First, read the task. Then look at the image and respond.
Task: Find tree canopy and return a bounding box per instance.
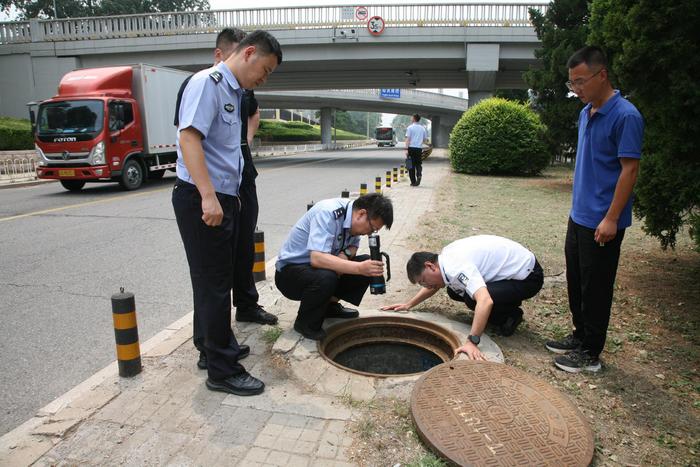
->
[1,0,209,19]
[524,0,590,158]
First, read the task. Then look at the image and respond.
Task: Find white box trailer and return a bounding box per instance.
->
[131,64,191,155]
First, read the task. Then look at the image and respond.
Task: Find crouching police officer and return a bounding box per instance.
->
[382,235,543,360]
[275,193,394,341]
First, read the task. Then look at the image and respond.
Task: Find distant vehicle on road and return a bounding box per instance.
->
[30,64,190,191]
[375,126,396,147]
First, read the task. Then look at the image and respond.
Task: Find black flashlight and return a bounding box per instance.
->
[368,233,391,294]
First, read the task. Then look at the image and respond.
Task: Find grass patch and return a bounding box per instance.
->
[261,326,283,344]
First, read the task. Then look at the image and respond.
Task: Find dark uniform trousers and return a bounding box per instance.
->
[232,143,260,311]
[407,147,423,185]
[447,260,544,325]
[275,255,372,330]
[565,217,625,357]
[172,179,246,380]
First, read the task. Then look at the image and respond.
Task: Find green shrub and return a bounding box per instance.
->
[0,117,34,150]
[284,121,314,130]
[449,98,549,176]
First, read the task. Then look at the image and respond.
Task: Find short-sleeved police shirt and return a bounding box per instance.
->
[571,91,644,229]
[175,62,244,196]
[438,235,536,300]
[406,123,427,148]
[276,199,361,270]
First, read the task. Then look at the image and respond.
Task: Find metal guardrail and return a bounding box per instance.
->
[0,157,38,182]
[0,3,548,44]
[253,140,371,157]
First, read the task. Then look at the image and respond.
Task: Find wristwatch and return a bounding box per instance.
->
[467,334,480,346]
[343,247,354,257]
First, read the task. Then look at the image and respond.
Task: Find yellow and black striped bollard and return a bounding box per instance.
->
[375,177,382,194]
[111,288,142,377]
[360,183,367,196]
[341,188,350,198]
[253,229,266,282]
[400,165,406,179]
[392,167,398,183]
[385,170,392,188]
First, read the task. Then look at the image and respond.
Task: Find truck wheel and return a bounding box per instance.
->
[119,159,143,190]
[60,180,86,191]
[149,169,165,180]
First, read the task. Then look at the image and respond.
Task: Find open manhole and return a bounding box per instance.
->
[318,316,461,377]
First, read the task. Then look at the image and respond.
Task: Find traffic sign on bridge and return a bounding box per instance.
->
[355,6,369,21]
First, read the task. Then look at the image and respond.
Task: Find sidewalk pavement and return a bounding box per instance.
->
[0,151,481,466]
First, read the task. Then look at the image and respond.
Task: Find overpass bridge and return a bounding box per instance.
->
[0,3,546,146]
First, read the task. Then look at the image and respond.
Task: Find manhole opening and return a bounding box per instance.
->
[318,316,460,377]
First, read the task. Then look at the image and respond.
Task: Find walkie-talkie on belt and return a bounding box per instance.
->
[368,233,391,294]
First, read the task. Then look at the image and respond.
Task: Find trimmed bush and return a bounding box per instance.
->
[0,117,34,150]
[449,98,549,176]
[256,119,366,142]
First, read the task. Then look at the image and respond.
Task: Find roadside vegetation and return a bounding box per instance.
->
[257,119,367,143]
[348,165,698,466]
[0,117,33,150]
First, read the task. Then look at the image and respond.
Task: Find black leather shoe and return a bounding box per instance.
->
[205,372,265,396]
[236,305,278,325]
[499,309,524,337]
[197,345,250,370]
[293,321,327,341]
[325,302,359,319]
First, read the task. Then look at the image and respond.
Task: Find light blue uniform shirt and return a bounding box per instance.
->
[276,199,361,271]
[571,91,644,229]
[176,62,244,196]
[406,123,427,148]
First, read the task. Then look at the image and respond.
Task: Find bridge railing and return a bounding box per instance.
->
[1,3,547,44]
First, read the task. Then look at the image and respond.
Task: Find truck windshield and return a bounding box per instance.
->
[37,100,103,135]
[375,127,394,140]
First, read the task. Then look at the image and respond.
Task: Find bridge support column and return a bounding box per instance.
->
[430,115,458,149]
[468,91,493,108]
[321,107,333,147]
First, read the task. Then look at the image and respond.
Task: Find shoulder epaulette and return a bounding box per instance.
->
[209,71,223,83]
[333,207,346,219]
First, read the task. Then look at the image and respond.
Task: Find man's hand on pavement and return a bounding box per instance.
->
[454,341,486,361]
[201,194,223,226]
[380,303,410,312]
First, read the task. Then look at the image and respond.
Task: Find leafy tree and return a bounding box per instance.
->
[1,0,209,19]
[524,0,590,159]
[588,0,700,248]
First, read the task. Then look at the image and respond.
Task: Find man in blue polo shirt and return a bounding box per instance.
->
[545,46,644,373]
[172,31,282,396]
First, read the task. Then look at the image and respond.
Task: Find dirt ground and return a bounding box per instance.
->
[347,165,699,467]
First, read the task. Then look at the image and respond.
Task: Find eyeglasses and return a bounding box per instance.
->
[368,217,379,233]
[565,68,604,91]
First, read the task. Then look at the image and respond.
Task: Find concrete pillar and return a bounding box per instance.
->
[321,107,333,146]
[430,116,441,148]
[468,91,494,108]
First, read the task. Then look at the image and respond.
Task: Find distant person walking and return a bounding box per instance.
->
[404,114,428,186]
[545,45,644,374]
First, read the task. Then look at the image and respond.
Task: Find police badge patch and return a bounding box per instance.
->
[224,103,235,112]
[457,273,469,286]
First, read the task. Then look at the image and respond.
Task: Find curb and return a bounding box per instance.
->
[0,179,56,190]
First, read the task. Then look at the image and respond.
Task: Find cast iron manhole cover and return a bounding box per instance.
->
[411,361,594,466]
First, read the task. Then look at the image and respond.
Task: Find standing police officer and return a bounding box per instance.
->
[404,114,428,186]
[172,31,282,396]
[275,193,393,341]
[174,28,278,374]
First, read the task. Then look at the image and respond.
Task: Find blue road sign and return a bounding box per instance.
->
[380,88,401,99]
